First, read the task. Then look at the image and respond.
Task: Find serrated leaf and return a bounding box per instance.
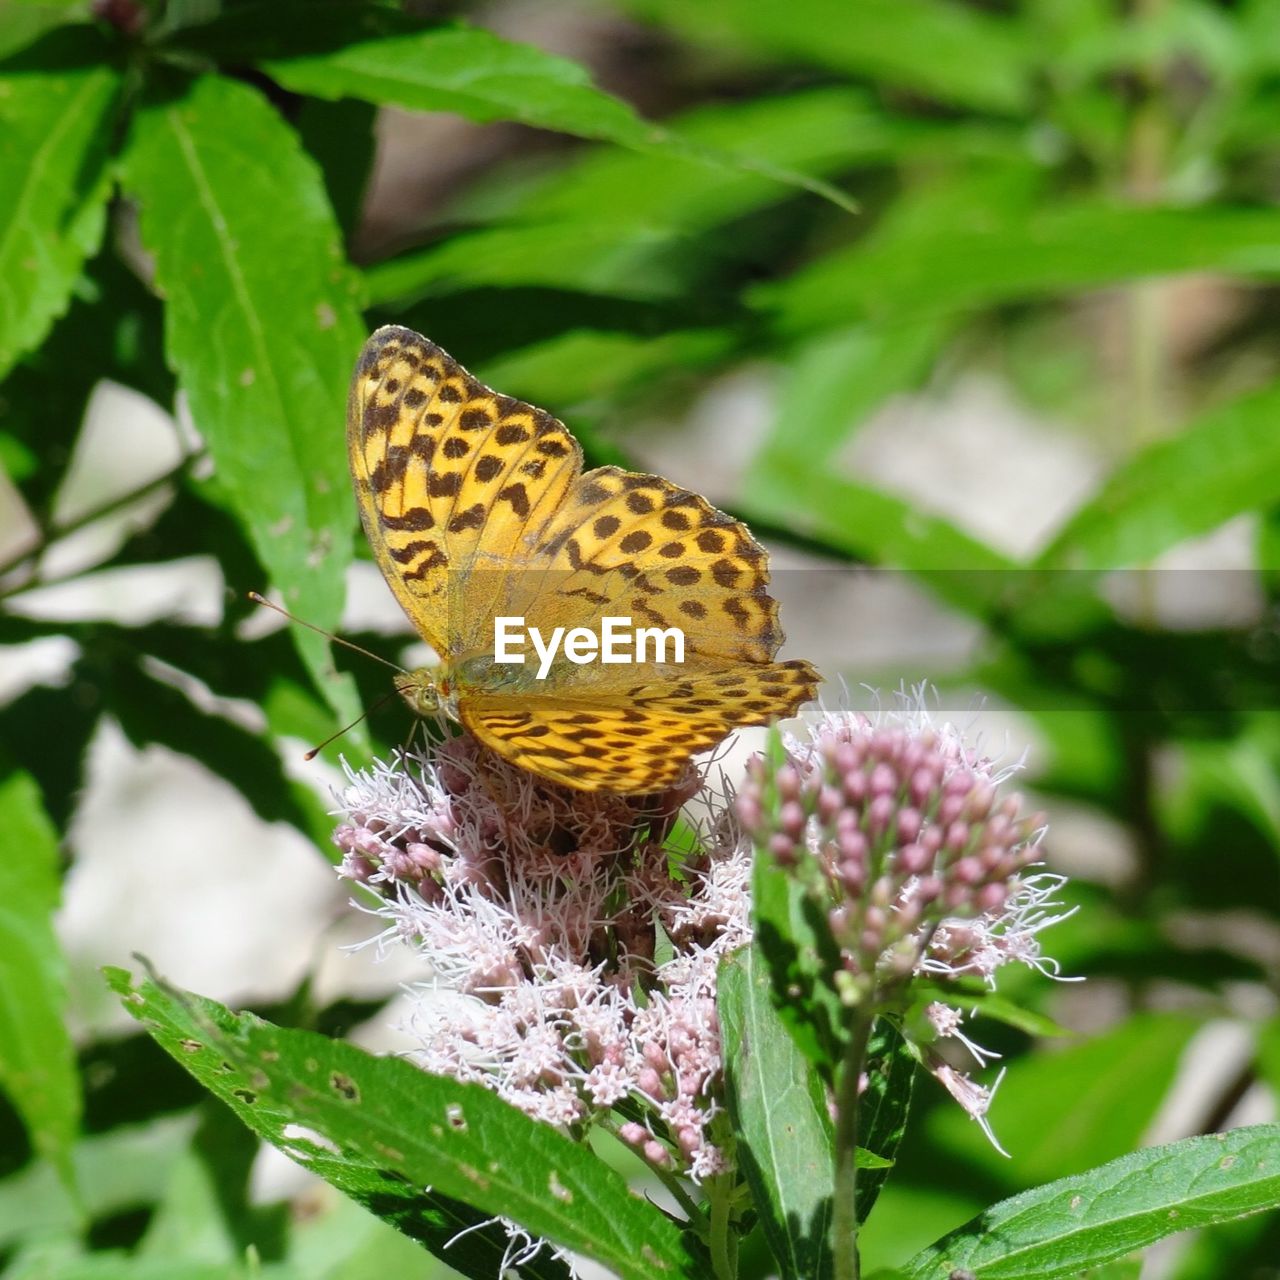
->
[1037,376,1280,570]
[121,74,365,725]
[0,31,120,379]
[903,1125,1280,1280]
[0,768,80,1196]
[106,967,700,1280]
[719,946,834,1280]
[265,22,665,143]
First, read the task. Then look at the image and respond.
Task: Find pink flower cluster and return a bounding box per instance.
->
[738,707,1048,996]
[332,735,745,1181]
[332,695,1072,1165]
[736,700,1072,1145]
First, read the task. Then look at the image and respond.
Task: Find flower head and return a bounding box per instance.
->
[332,733,743,1179]
[735,691,1072,1146]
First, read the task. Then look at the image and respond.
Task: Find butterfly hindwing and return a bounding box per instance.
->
[461,660,819,792]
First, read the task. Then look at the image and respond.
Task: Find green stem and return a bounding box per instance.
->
[598,1120,704,1224]
[706,1174,735,1280]
[832,1010,875,1280]
[1123,0,1171,627]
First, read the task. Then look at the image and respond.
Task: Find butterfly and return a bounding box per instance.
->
[347,324,818,792]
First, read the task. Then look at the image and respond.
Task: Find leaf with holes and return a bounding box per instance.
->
[105,966,702,1280]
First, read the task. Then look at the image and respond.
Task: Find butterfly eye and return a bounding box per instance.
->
[396,671,440,718]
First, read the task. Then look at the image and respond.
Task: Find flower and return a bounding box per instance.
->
[735,690,1073,1147]
[332,733,743,1180]
[332,689,1072,1170]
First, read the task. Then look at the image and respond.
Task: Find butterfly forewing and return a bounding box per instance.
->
[347,326,580,653]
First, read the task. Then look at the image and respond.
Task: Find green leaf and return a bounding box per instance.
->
[855,1022,915,1222]
[1037,376,1280,569]
[263,22,850,211]
[759,202,1280,335]
[106,966,700,1280]
[903,1125,1280,1280]
[750,813,845,1078]
[365,86,954,309]
[0,2,91,59]
[617,0,1034,113]
[0,32,120,379]
[121,74,365,724]
[0,768,80,1196]
[719,946,834,1280]
[265,22,666,142]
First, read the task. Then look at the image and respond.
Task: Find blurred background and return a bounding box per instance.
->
[1,0,1278,1276]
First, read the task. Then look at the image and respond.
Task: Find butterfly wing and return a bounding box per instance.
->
[347,325,582,655]
[461,659,818,792]
[520,466,784,664]
[349,324,820,791]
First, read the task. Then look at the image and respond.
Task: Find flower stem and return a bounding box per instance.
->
[706,1174,736,1280]
[832,1010,875,1280]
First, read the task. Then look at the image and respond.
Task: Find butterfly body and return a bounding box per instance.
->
[350,325,818,793]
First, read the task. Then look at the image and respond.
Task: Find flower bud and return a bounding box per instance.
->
[896,807,922,843]
[779,800,807,839]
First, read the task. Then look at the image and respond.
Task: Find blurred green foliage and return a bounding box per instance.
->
[0,0,1278,1277]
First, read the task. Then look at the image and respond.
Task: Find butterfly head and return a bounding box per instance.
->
[395,668,446,718]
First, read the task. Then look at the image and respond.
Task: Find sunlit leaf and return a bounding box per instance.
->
[122,74,365,724]
[904,1125,1280,1279]
[720,946,835,1280]
[263,22,852,210]
[0,30,120,378]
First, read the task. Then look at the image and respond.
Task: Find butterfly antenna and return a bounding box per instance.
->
[304,688,401,761]
[246,591,404,673]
